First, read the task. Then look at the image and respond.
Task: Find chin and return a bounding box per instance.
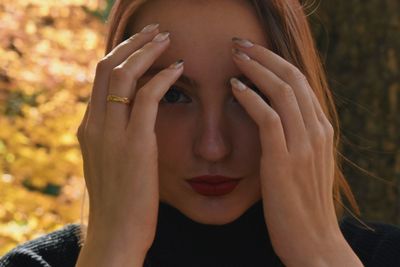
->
[159,176,262,225]
[163,192,262,226]
[187,206,247,225]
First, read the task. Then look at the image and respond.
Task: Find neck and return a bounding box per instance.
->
[145,199,284,266]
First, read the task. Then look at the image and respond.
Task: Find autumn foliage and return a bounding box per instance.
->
[0,0,107,255]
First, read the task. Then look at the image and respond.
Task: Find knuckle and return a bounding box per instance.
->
[77,122,89,140]
[76,125,84,140]
[276,83,294,100]
[285,66,305,81]
[111,66,131,81]
[309,127,325,147]
[324,120,335,139]
[96,57,112,73]
[261,111,281,128]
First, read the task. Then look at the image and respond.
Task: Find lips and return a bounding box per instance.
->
[186,175,242,196]
[187,175,241,184]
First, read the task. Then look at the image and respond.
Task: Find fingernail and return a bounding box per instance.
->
[230,77,247,91]
[232,37,254,48]
[169,59,184,69]
[232,48,251,61]
[141,23,159,33]
[152,32,170,42]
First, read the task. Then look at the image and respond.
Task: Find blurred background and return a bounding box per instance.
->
[0,0,399,256]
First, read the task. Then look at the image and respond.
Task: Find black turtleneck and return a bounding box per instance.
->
[146,199,284,266]
[1,200,400,267]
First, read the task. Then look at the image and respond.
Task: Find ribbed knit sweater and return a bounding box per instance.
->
[1,200,400,267]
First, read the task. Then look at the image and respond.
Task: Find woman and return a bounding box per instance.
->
[1,0,400,266]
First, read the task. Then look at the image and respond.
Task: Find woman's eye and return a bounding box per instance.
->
[161,86,191,104]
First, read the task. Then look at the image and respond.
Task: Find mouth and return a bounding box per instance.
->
[186,175,242,196]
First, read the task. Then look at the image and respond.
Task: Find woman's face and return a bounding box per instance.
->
[128,0,268,225]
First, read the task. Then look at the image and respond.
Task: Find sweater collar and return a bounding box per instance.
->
[146,199,284,266]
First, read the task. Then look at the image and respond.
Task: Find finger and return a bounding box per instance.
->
[230,77,288,155]
[76,102,90,160]
[232,40,319,130]
[232,48,307,150]
[77,101,90,138]
[308,85,330,126]
[87,23,160,132]
[76,101,92,189]
[105,31,171,134]
[309,87,335,165]
[127,60,184,138]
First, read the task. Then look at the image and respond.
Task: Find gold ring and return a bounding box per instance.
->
[106,94,131,105]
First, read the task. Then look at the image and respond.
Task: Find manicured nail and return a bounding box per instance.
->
[230,77,247,91]
[232,48,251,61]
[141,23,159,33]
[232,37,254,48]
[152,31,170,42]
[169,59,184,69]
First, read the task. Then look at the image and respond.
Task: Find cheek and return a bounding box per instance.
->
[228,101,262,152]
[155,108,194,163]
[232,116,262,167]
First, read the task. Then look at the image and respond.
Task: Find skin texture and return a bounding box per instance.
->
[76,0,364,266]
[129,0,268,225]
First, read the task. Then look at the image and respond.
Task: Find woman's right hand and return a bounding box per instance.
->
[75,23,184,266]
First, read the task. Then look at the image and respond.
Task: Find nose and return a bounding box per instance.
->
[193,113,232,163]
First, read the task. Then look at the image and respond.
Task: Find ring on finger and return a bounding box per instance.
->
[106,94,132,105]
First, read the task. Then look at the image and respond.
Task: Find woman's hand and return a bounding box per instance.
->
[75,24,184,267]
[230,38,363,267]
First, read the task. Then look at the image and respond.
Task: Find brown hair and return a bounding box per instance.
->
[81,0,367,232]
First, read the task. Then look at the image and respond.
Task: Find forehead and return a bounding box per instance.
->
[127,0,268,86]
[128,0,267,44]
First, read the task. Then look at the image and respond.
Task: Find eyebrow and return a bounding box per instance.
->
[142,67,253,88]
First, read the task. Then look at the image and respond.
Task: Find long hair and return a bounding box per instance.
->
[80,0,367,237]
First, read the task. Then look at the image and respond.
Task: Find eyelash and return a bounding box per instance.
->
[161,85,191,104]
[160,83,265,104]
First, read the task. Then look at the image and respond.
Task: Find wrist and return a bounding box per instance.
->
[76,222,150,267]
[281,234,364,267]
[85,218,153,254]
[77,236,148,267]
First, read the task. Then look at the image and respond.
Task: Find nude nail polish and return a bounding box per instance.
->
[230,77,247,91]
[152,32,170,42]
[169,59,184,69]
[232,48,251,61]
[232,37,254,48]
[141,23,159,33]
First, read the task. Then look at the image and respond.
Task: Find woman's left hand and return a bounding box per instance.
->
[230,37,363,267]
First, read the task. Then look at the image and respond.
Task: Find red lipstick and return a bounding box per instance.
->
[186,175,242,196]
